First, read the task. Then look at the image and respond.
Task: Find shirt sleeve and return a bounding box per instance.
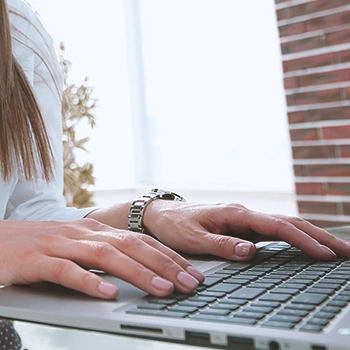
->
[6,0,98,221]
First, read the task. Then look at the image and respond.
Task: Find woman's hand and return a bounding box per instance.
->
[142,201,350,261]
[0,219,204,299]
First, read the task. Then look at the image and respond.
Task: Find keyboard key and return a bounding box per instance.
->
[300,324,323,333]
[147,298,177,306]
[209,284,241,293]
[259,278,284,285]
[259,294,292,303]
[268,315,301,324]
[277,309,309,317]
[306,318,329,327]
[210,303,240,311]
[320,305,341,314]
[249,282,276,289]
[292,293,327,306]
[188,296,217,303]
[326,300,348,308]
[270,288,299,296]
[223,278,251,285]
[260,321,295,329]
[242,306,274,314]
[233,311,266,320]
[284,303,315,312]
[219,298,247,306]
[168,306,198,314]
[178,301,208,308]
[279,283,308,290]
[251,301,280,309]
[307,288,335,296]
[198,309,230,316]
[288,279,314,286]
[202,277,224,287]
[198,291,226,298]
[313,311,335,320]
[228,288,266,300]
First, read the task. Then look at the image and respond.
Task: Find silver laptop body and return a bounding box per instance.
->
[0,227,349,350]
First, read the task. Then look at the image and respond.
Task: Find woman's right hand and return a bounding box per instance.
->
[0,219,205,299]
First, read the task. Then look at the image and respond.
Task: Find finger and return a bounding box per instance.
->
[36,256,119,299]
[74,227,204,290]
[138,234,206,283]
[197,230,256,261]
[274,215,350,257]
[53,237,199,295]
[58,219,204,283]
[246,211,339,260]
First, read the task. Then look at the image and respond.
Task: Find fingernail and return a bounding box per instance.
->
[235,242,253,257]
[319,245,337,258]
[177,271,199,289]
[151,276,174,292]
[98,281,119,297]
[186,266,205,281]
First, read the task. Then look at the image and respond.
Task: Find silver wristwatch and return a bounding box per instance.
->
[128,188,186,233]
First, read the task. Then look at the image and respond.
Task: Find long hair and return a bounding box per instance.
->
[0,0,53,182]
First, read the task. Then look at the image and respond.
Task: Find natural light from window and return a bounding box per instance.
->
[26,0,294,200]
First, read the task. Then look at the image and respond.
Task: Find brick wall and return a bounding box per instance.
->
[275,0,350,228]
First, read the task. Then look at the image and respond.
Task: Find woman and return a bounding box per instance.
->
[0,0,349,302]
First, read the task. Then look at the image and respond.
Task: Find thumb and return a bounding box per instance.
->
[203,234,256,261]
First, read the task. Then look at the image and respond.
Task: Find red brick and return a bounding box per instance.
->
[278,10,350,37]
[292,145,336,159]
[278,21,307,37]
[304,106,350,123]
[294,165,307,177]
[326,27,350,47]
[277,7,293,21]
[281,36,322,55]
[284,76,299,89]
[282,27,350,55]
[306,164,350,177]
[283,53,335,73]
[287,88,342,106]
[295,182,325,195]
[343,202,350,215]
[298,200,338,215]
[327,182,350,195]
[339,49,350,63]
[288,111,305,124]
[293,0,344,17]
[338,145,350,157]
[290,128,318,142]
[322,125,350,140]
[299,69,350,87]
[306,11,350,32]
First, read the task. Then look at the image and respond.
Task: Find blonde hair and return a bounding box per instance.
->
[0,0,53,181]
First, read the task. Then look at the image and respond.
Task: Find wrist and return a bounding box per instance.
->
[127,189,186,234]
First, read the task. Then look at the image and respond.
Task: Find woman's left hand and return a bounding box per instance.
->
[141,201,350,261]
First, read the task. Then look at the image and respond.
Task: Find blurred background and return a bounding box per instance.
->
[26,0,350,227]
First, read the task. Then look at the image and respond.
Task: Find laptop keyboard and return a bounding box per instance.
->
[126,242,350,333]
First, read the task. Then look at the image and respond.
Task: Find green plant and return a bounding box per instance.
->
[60,43,97,208]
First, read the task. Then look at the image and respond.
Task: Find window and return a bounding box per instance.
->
[27,0,294,196]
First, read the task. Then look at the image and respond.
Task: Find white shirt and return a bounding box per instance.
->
[3,0,94,220]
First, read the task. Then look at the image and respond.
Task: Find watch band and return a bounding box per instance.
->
[128,188,186,233]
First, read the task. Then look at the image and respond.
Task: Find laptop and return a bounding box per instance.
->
[0,226,349,350]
